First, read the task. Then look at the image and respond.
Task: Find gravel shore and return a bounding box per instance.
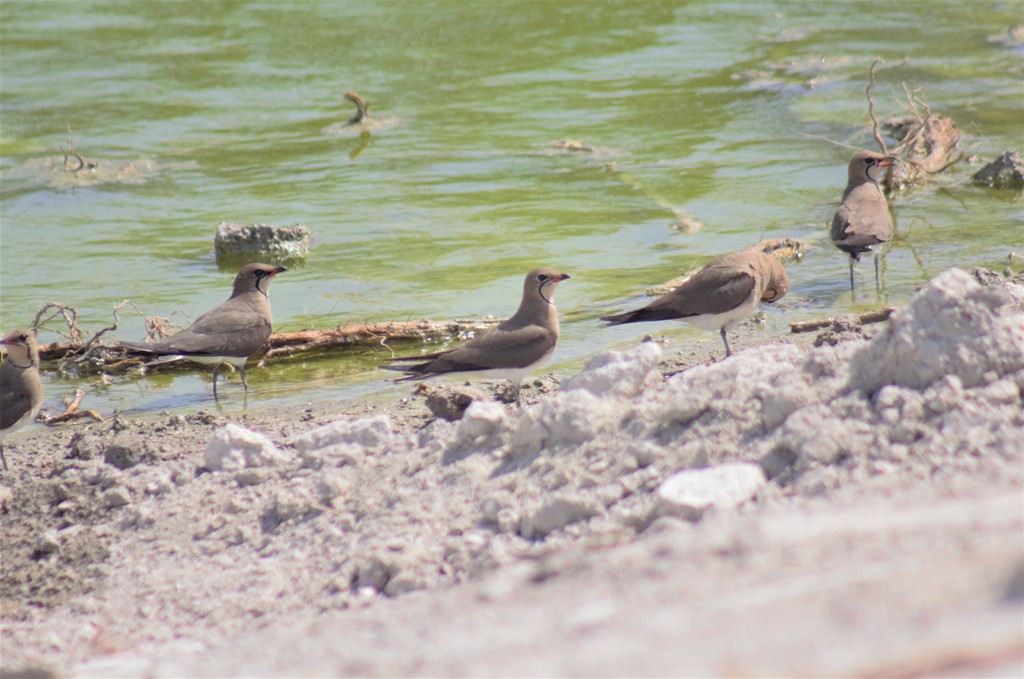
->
[1,267,1022,677]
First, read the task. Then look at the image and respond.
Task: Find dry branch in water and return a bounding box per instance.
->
[866,59,888,154]
[51,126,97,174]
[263,319,501,359]
[806,61,963,191]
[34,300,503,376]
[790,307,895,334]
[344,91,369,125]
[39,389,104,425]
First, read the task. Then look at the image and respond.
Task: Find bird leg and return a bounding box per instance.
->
[874,252,882,290]
[0,445,7,471]
[849,257,856,291]
[240,364,249,392]
[212,364,221,400]
[720,328,733,358]
[511,379,523,406]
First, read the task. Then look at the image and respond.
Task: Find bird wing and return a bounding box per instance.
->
[0,368,34,431]
[831,185,893,248]
[602,265,757,325]
[383,324,555,376]
[126,298,272,358]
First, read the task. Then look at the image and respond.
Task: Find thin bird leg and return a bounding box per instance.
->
[874,252,881,290]
[0,444,7,471]
[720,328,732,358]
[240,364,249,392]
[212,364,221,400]
[849,257,856,291]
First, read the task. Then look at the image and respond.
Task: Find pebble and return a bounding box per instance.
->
[101,486,132,508]
[205,424,285,471]
[35,530,61,554]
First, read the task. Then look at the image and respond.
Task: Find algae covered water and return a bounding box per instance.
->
[1,1,1021,416]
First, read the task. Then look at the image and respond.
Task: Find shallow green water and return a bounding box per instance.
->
[1,1,1021,417]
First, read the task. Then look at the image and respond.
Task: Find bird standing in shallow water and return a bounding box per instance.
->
[0,329,44,470]
[601,249,789,359]
[831,151,896,290]
[383,268,570,403]
[119,263,286,398]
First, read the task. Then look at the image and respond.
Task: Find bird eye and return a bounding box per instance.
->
[537,273,549,282]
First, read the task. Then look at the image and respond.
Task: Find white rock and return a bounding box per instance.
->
[205,424,285,471]
[292,415,393,453]
[850,268,1024,392]
[443,402,513,462]
[509,390,622,459]
[316,470,350,504]
[641,344,802,429]
[656,463,766,521]
[561,342,663,399]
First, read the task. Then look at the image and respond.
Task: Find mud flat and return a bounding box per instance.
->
[1,268,1022,677]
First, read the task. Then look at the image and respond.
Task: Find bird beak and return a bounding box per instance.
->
[879,156,896,167]
[270,266,287,276]
[556,273,571,282]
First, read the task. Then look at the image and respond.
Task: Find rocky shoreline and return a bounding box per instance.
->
[1,267,1022,677]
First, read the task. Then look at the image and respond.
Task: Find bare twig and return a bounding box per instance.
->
[67,299,140,364]
[866,59,888,154]
[33,302,83,344]
[39,389,105,425]
[798,133,874,155]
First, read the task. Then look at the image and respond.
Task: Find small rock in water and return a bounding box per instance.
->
[971,151,1024,189]
[656,463,766,521]
[214,222,312,261]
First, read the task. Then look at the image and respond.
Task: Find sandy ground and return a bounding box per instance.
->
[1,268,1022,678]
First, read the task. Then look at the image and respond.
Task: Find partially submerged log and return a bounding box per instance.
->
[37,318,502,376]
[790,307,895,334]
[263,319,500,359]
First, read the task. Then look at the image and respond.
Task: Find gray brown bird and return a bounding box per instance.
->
[383,268,570,402]
[120,263,286,398]
[601,250,789,358]
[1,329,45,470]
[831,151,896,289]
